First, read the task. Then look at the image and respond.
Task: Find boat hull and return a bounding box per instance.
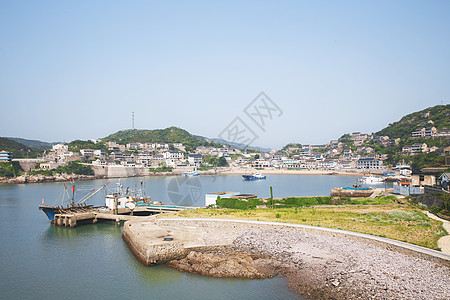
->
[242,175,266,180]
[38,205,60,222]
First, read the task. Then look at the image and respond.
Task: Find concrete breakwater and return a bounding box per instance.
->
[122,218,450,299]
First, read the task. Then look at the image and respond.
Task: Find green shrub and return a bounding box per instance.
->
[430,206,442,213]
[0,161,23,178]
[28,169,54,176]
[55,161,94,175]
[149,166,173,172]
[216,198,264,210]
[387,210,428,221]
[281,197,333,207]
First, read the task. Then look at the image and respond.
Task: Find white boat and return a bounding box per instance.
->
[104,181,150,210]
[242,173,266,180]
[358,175,385,184]
[182,170,198,176]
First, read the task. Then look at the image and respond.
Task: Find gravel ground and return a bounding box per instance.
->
[233,228,450,299]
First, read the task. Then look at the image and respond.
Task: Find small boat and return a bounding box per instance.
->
[39,181,110,222]
[182,170,199,176]
[358,175,385,184]
[242,173,266,180]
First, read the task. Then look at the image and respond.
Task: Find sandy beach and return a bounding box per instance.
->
[218,167,376,176]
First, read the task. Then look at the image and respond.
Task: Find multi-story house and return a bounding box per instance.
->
[163,151,184,160]
[357,158,384,169]
[80,149,94,157]
[188,154,203,166]
[402,143,428,154]
[0,151,12,161]
[411,127,437,138]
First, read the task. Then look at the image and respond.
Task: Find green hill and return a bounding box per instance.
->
[376,104,450,139]
[0,137,42,158]
[5,137,55,150]
[102,127,220,152]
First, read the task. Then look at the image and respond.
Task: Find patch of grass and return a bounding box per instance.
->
[165,204,447,250]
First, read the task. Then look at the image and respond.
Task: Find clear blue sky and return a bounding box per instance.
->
[1,1,449,149]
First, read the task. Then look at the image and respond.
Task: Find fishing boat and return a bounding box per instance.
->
[104,180,151,210]
[357,175,385,184]
[242,173,266,180]
[39,181,110,222]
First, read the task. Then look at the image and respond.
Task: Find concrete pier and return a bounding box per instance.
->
[51,205,191,228]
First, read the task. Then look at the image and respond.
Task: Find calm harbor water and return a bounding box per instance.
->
[0,174,380,299]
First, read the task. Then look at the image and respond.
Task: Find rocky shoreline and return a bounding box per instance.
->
[167,249,285,279]
[134,219,450,300]
[164,229,450,299]
[0,173,101,184]
[232,228,450,299]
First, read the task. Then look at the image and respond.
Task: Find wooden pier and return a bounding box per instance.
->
[53,205,191,228]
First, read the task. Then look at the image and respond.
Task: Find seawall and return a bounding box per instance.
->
[122,218,450,268]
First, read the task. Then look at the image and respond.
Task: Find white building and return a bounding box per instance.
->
[0,151,13,161]
[80,149,94,156]
[188,154,203,166]
[52,143,68,151]
[163,151,184,160]
[357,158,384,170]
[93,149,106,156]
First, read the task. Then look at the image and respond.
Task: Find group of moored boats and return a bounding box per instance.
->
[39,180,166,223]
[357,175,386,184]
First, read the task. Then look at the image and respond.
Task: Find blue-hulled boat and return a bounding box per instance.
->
[242,173,266,180]
[39,181,110,223]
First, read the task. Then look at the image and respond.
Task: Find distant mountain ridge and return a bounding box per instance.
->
[5,137,56,150]
[0,137,41,158]
[209,137,272,152]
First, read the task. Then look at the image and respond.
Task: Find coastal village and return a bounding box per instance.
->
[2,2,450,299]
[1,106,449,193]
[30,128,450,173]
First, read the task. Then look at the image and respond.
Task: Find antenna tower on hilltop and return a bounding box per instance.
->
[132,112,135,130]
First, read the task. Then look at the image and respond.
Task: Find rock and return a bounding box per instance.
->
[331,280,340,287]
[167,250,269,279]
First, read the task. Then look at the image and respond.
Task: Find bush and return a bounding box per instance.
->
[54,162,94,175]
[149,166,173,172]
[280,197,333,207]
[28,169,54,176]
[387,210,428,221]
[430,206,442,213]
[216,198,264,210]
[0,161,23,178]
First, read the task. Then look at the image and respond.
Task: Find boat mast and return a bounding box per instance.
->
[77,181,110,206]
[64,183,73,207]
[71,180,75,207]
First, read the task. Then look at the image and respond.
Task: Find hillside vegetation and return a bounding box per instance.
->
[103,127,220,152]
[376,104,449,139]
[28,161,94,176]
[5,137,54,150]
[0,161,23,178]
[0,137,41,158]
[68,140,107,152]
